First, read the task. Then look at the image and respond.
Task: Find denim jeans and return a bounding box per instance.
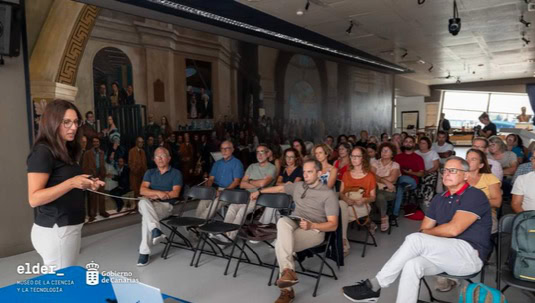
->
[393,175,417,216]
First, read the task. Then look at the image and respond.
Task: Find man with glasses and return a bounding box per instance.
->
[342,156,492,303]
[195,140,244,219]
[249,159,338,303]
[212,144,276,244]
[472,137,503,181]
[137,147,183,266]
[511,156,535,213]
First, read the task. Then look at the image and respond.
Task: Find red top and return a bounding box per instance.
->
[334,159,349,181]
[394,152,425,184]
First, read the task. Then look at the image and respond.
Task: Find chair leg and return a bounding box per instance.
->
[233,239,247,278]
[268,257,278,286]
[422,277,449,303]
[194,233,209,268]
[312,251,329,297]
[224,238,239,276]
[160,228,176,259]
[190,232,204,267]
[501,285,509,293]
[361,228,369,258]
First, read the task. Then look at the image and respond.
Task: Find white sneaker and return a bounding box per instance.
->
[249,240,260,244]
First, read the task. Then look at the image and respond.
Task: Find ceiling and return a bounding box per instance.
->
[237,0,535,85]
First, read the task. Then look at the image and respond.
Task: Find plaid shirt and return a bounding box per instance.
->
[512,162,534,185]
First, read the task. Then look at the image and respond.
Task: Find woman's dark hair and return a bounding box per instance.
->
[366,143,379,159]
[337,142,352,156]
[381,132,389,140]
[292,139,308,157]
[378,142,397,158]
[466,148,491,174]
[349,146,371,174]
[33,99,82,165]
[419,136,432,150]
[337,134,347,145]
[506,134,524,148]
[281,147,302,168]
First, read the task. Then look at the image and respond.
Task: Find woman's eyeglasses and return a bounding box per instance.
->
[62,119,81,128]
[350,155,363,159]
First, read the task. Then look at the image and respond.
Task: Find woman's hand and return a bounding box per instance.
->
[70,175,97,190]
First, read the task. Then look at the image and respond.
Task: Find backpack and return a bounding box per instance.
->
[458,283,507,303]
[509,210,535,282]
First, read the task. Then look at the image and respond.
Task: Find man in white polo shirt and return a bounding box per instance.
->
[511,155,535,212]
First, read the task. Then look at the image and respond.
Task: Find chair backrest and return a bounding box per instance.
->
[186,186,217,201]
[499,214,515,234]
[219,189,250,205]
[256,193,292,209]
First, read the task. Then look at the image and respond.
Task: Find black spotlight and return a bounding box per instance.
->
[448,0,461,36]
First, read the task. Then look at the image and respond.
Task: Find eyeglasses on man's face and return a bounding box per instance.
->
[441,167,466,175]
[256,150,268,155]
[154,155,168,160]
[62,119,81,128]
[221,147,233,151]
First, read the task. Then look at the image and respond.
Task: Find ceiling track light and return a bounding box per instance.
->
[346,20,354,34]
[401,49,408,59]
[523,37,531,45]
[520,15,531,27]
[428,64,434,72]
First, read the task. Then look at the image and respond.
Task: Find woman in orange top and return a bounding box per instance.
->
[339,146,377,256]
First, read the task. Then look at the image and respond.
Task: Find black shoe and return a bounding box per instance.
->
[152,228,166,245]
[342,279,380,302]
[137,254,149,266]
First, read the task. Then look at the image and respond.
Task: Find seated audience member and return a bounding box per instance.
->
[512,155,535,212]
[368,136,379,145]
[334,143,351,182]
[488,136,518,196]
[249,159,338,303]
[195,140,244,219]
[372,143,400,232]
[104,151,118,194]
[506,134,526,164]
[342,157,492,303]
[324,135,335,150]
[137,147,183,266]
[478,112,497,138]
[392,136,425,217]
[212,144,276,244]
[144,114,160,140]
[339,146,377,255]
[381,133,389,143]
[465,149,502,234]
[129,137,148,202]
[415,137,440,207]
[366,143,379,166]
[355,130,369,147]
[292,139,309,161]
[432,131,454,166]
[276,148,303,185]
[325,136,338,162]
[337,134,348,146]
[400,132,408,141]
[472,137,503,181]
[314,144,338,189]
[110,157,130,212]
[348,135,358,146]
[391,133,402,154]
[83,137,109,221]
[512,157,534,185]
[268,144,282,178]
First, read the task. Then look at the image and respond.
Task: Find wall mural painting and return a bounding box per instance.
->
[186,59,213,120]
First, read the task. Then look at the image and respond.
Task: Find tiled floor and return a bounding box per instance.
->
[0,211,532,303]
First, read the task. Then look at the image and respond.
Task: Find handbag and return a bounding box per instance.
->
[345,188,371,225]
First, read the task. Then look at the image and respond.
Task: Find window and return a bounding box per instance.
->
[442,91,533,130]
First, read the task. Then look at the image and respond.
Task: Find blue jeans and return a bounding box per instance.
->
[393,175,417,216]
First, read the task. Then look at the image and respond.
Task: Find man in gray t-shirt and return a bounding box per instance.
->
[213,144,276,242]
[250,159,339,303]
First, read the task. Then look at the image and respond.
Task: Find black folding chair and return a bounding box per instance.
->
[232,193,293,277]
[159,186,217,259]
[497,213,535,294]
[348,216,377,258]
[419,268,486,303]
[268,212,342,297]
[190,189,251,275]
